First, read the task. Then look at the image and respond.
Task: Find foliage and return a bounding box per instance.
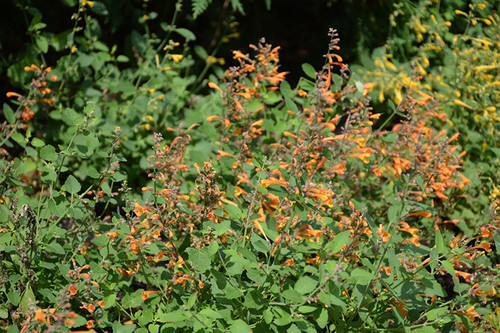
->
[1,0,499,332]
[355,0,500,233]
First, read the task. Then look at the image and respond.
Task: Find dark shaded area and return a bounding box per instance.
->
[0,0,394,94]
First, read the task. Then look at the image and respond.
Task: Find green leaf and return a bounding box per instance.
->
[186,293,197,309]
[116,55,129,62]
[273,307,292,326]
[192,0,213,18]
[40,145,58,161]
[243,289,265,310]
[302,63,316,79]
[325,230,352,254]
[46,242,65,255]
[382,132,398,143]
[251,233,270,253]
[263,309,273,324]
[441,260,456,277]
[36,35,49,53]
[225,204,242,220]
[295,276,317,294]
[282,288,303,303]
[175,28,196,41]
[157,310,187,322]
[62,107,84,126]
[74,131,99,158]
[63,175,81,195]
[355,81,364,97]
[435,229,445,253]
[77,53,94,67]
[230,319,252,333]
[0,305,8,319]
[267,184,288,197]
[186,248,211,273]
[298,305,317,314]
[351,268,376,285]
[198,308,222,319]
[3,104,16,124]
[315,308,328,329]
[111,170,127,182]
[90,1,109,15]
[31,138,45,147]
[19,283,35,311]
[214,219,231,236]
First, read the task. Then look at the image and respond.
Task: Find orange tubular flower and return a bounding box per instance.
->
[345,148,376,164]
[133,202,152,217]
[6,91,22,98]
[377,224,391,243]
[260,178,289,188]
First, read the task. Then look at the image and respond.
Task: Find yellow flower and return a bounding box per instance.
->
[71,45,78,53]
[206,56,217,64]
[454,99,473,109]
[81,0,94,8]
[170,54,183,62]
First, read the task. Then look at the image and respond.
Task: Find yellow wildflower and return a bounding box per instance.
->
[170,54,183,62]
[81,0,94,7]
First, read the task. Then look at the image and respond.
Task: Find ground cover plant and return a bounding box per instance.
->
[1,0,499,332]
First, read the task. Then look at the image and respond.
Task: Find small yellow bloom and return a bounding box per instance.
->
[71,45,78,53]
[206,56,217,64]
[170,54,183,62]
[454,9,468,17]
[454,99,473,109]
[479,18,492,25]
[81,0,94,8]
[384,60,397,71]
[378,90,385,103]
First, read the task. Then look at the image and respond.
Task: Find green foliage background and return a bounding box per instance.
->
[0,0,499,332]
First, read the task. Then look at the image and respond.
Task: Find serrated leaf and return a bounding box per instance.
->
[192,0,213,19]
[40,145,58,161]
[441,260,456,277]
[225,204,242,220]
[19,283,35,311]
[31,137,45,147]
[251,233,270,253]
[186,248,211,273]
[230,319,252,333]
[325,230,352,254]
[351,268,376,285]
[63,175,81,195]
[46,242,65,255]
[295,276,317,294]
[282,288,303,303]
[157,310,186,322]
[62,107,84,126]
